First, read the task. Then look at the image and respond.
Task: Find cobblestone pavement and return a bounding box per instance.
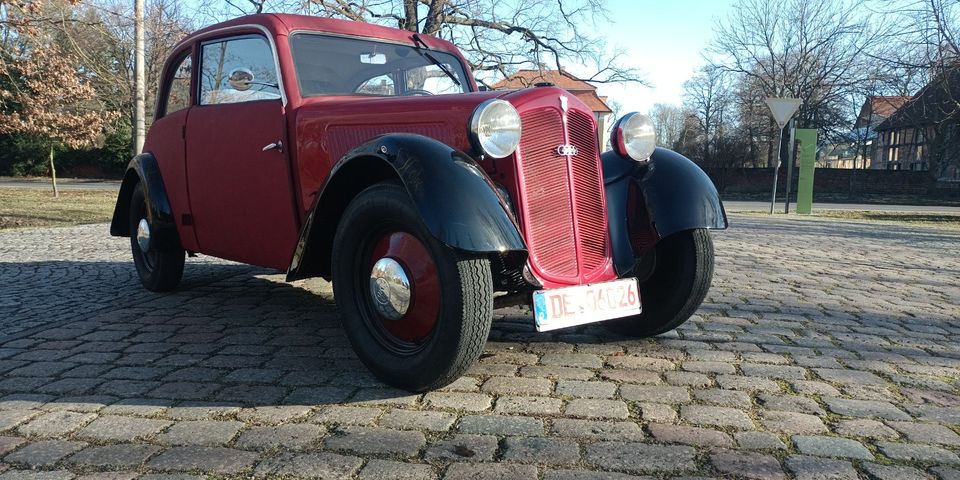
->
[0,216,958,479]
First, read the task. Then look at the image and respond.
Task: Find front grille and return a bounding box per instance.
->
[515,106,608,284]
[516,109,578,278]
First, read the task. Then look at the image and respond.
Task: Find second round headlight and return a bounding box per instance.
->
[469,99,522,159]
[611,112,657,162]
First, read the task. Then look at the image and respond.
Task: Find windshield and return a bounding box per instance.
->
[290,33,472,97]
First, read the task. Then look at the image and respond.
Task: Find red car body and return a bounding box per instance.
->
[111,13,727,391]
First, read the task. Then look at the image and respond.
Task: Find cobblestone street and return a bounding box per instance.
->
[0,215,958,479]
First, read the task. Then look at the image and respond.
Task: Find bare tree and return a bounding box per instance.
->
[709,0,888,152]
[195,0,645,87]
[648,103,685,150]
[730,74,774,167]
[879,0,958,75]
[605,97,622,133]
[38,0,195,152]
[683,65,734,167]
[875,0,960,182]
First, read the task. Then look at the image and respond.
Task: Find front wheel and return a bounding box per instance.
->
[607,228,714,337]
[331,182,493,392]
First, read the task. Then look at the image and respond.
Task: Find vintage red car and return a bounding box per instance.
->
[111,13,727,391]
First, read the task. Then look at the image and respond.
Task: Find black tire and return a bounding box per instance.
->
[331,182,493,392]
[129,183,184,292]
[608,228,714,337]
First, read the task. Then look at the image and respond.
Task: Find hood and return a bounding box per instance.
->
[291,86,597,192]
[295,85,593,155]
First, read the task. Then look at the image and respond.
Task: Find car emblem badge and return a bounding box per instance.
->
[559,95,568,112]
[556,144,578,156]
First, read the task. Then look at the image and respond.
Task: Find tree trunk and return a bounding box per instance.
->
[766,124,775,168]
[847,163,856,200]
[49,145,59,198]
[847,143,857,199]
[402,0,419,31]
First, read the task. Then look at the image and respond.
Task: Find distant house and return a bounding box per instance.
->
[828,96,911,169]
[804,96,909,170]
[873,69,960,181]
[818,142,864,169]
[855,96,912,130]
[492,70,613,150]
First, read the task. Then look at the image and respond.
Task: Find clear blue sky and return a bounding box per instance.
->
[589,0,739,116]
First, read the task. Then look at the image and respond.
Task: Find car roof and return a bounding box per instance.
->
[185,13,460,54]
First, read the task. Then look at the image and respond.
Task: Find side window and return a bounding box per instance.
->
[199,36,281,105]
[164,54,192,115]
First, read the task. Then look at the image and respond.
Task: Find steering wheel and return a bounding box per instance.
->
[404,89,434,96]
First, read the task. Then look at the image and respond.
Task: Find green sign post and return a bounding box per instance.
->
[795,128,818,215]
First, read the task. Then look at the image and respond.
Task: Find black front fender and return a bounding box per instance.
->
[603,147,728,275]
[287,133,526,281]
[109,153,181,252]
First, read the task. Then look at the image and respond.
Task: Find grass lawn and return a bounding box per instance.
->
[2,186,958,232]
[739,209,960,229]
[0,188,116,230]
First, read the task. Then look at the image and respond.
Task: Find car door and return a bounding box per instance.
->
[145,49,200,253]
[185,33,299,270]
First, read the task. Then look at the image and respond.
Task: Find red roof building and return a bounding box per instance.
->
[854,96,911,129]
[493,70,614,149]
[872,69,960,179]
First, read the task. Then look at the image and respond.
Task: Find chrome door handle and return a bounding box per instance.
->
[262,141,283,153]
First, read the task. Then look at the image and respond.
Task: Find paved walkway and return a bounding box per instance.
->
[0,216,958,479]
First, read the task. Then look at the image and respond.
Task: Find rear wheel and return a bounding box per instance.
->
[129,183,184,292]
[608,228,714,337]
[331,182,493,392]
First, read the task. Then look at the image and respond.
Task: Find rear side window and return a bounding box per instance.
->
[199,35,281,105]
[163,53,192,116]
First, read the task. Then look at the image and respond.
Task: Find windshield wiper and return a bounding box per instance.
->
[412,34,462,87]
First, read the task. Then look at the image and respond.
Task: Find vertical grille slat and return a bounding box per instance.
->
[567,110,607,273]
[515,106,608,284]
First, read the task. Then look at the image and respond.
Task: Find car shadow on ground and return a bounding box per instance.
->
[0,259,634,408]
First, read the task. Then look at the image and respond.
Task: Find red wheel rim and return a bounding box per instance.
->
[369,231,440,342]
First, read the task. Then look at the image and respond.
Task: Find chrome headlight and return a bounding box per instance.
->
[610,112,656,162]
[469,99,522,158]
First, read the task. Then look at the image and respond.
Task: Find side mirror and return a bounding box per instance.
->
[360,53,387,65]
[228,67,255,90]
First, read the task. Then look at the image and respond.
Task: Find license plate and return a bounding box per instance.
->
[532,278,641,332]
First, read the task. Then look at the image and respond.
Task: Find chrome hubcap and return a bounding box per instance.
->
[136,218,151,252]
[369,258,411,321]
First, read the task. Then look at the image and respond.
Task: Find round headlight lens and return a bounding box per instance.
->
[470,99,522,159]
[611,112,657,162]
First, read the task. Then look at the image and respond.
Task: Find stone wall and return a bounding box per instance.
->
[706,168,938,196]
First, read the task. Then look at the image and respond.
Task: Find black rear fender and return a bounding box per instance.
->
[110,153,181,252]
